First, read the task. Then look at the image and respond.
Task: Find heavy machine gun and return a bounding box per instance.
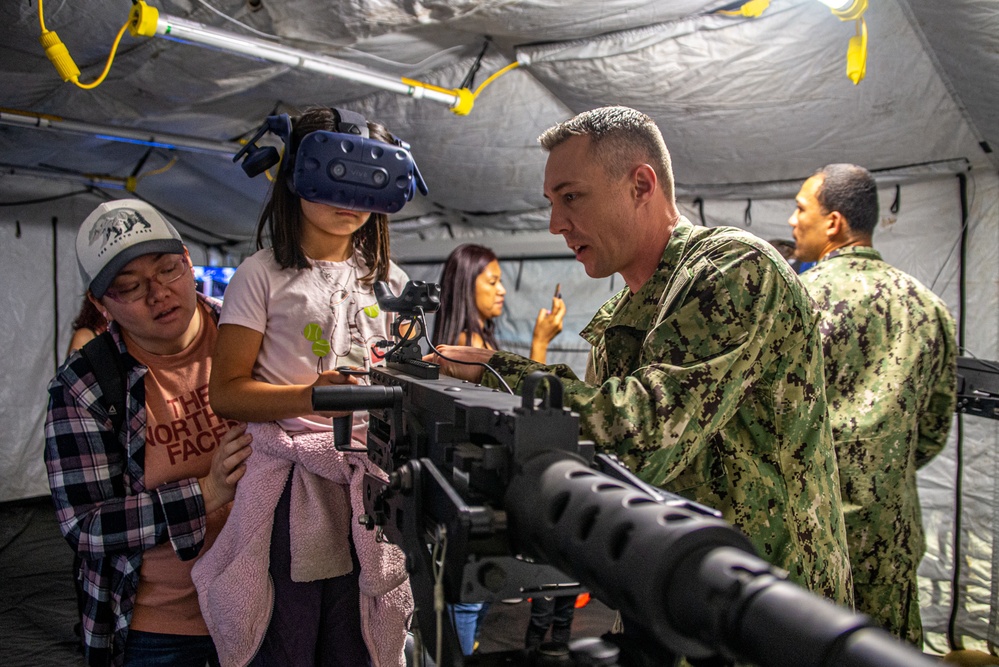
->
[313,281,938,667]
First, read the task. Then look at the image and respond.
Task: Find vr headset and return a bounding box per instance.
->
[233,108,428,215]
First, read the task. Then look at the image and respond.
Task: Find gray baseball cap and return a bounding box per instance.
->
[76,199,185,298]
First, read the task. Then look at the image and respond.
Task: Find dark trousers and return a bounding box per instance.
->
[123,630,219,667]
[525,595,576,648]
[249,474,371,667]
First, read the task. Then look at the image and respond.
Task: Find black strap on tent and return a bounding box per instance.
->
[693,197,706,227]
[946,172,970,651]
[890,184,901,215]
[80,331,127,435]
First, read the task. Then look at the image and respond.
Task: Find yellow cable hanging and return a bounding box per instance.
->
[402,61,520,116]
[38,0,133,89]
[134,156,179,189]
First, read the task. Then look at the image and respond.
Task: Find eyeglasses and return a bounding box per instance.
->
[105,256,189,304]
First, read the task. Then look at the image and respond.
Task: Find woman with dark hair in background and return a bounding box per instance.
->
[432,243,567,654]
[432,243,565,363]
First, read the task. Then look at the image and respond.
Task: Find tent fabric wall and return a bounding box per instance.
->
[918,171,999,652]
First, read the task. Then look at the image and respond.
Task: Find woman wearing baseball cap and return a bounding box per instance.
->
[45,198,253,667]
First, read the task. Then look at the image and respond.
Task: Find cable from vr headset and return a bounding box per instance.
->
[232,108,428,215]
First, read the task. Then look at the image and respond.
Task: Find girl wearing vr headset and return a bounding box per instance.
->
[199,107,415,667]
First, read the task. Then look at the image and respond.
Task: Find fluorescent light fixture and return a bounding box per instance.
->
[820,0,868,21]
[129,4,467,113]
[0,109,241,155]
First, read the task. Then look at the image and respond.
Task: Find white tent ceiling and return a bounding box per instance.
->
[1,0,996,249]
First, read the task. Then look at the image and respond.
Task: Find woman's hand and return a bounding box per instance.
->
[530,297,566,363]
[198,422,253,513]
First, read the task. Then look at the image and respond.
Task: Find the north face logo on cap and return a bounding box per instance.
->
[88,209,153,258]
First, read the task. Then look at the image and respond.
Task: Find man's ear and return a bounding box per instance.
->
[826,210,848,240]
[632,163,658,204]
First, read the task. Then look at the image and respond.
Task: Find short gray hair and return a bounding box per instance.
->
[539,106,675,203]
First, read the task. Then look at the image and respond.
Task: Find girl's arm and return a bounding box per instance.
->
[209,323,352,422]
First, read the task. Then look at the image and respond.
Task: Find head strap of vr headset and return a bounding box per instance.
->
[232,107,372,178]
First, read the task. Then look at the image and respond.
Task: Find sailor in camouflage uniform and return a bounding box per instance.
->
[790,163,957,645]
[434,106,853,606]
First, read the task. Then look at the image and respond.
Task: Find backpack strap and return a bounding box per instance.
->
[80,331,127,436]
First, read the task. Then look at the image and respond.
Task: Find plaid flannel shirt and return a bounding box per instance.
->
[44,295,222,667]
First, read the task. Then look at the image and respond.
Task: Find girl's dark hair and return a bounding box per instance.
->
[254,107,392,284]
[72,296,106,334]
[432,244,499,349]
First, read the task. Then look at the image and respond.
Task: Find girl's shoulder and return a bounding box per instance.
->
[238,248,278,270]
[387,259,409,289]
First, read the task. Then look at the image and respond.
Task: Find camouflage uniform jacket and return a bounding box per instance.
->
[799,246,957,583]
[486,217,853,604]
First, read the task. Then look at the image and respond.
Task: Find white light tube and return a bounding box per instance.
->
[817,0,853,9]
[0,110,241,155]
[153,13,462,109]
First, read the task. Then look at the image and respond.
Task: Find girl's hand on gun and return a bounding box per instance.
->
[312,368,360,418]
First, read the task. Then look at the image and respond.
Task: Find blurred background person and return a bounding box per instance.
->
[65,295,107,357]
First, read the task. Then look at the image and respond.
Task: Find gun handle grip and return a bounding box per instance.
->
[332,415,367,452]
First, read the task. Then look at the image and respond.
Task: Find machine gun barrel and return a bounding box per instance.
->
[505,451,938,667]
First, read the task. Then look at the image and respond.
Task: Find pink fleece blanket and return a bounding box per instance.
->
[192,422,413,667]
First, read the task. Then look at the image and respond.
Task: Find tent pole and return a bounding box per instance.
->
[946,172,969,650]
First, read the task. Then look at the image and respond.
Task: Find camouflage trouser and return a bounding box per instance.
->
[854,575,922,647]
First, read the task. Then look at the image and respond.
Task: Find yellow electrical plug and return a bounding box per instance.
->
[846,17,868,84]
[38,0,138,89]
[717,0,772,18]
[450,88,475,116]
[129,1,160,38]
[39,29,81,83]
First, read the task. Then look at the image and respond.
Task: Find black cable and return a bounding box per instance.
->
[694,196,706,226]
[946,172,969,650]
[413,308,514,395]
[459,37,492,90]
[929,172,975,293]
[0,189,95,207]
[129,147,154,178]
[52,215,60,373]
